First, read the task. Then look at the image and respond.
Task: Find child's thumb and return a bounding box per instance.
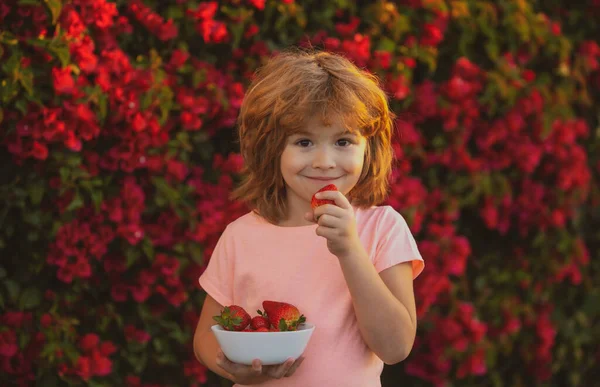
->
[304,211,314,222]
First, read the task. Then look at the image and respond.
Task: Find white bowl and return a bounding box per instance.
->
[211,323,315,366]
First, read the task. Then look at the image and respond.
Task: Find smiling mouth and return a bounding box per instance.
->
[304,176,342,181]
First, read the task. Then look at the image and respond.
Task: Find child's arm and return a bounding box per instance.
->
[193,295,238,381]
[308,192,418,364]
[338,254,417,365]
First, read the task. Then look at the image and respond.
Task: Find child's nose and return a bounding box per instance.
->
[312,147,335,169]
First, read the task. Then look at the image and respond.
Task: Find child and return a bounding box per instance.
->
[193,50,424,386]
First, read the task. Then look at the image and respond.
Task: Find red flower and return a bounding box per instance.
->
[335,17,361,37]
[79,334,100,353]
[248,0,266,10]
[31,141,48,160]
[75,356,92,380]
[454,57,481,80]
[70,36,98,73]
[187,2,218,20]
[244,23,260,39]
[388,75,411,100]
[522,69,536,82]
[91,351,112,376]
[52,67,75,95]
[373,51,392,69]
[60,6,86,38]
[110,283,128,302]
[169,49,189,69]
[0,330,18,357]
[420,23,444,46]
[124,325,151,343]
[40,314,53,328]
[99,342,117,356]
[444,75,472,101]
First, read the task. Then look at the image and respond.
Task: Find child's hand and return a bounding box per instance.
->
[305,190,364,259]
[216,349,305,384]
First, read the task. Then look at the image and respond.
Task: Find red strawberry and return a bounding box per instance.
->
[251,310,270,330]
[262,301,306,331]
[254,327,269,332]
[311,184,338,209]
[213,305,251,331]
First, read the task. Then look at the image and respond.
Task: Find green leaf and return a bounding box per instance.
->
[166,5,184,19]
[43,0,63,25]
[142,238,155,260]
[582,291,600,316]
[4,279,20,302]
[66,191,84,212]
[151,177,181,205]
[127,351,149,373]
[1,80,20,105]
[91,190,103,212]
[19,287,42,309]
[189,243,204,265]
[98,93,108,122]
[47,41,70,67]
[376,37,396,53]
[126,248,140,268]
[0,31,19,45]
[37,372,60,387]
[29,182,46,205]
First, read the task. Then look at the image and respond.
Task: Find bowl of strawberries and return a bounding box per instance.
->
[211,300,315,366]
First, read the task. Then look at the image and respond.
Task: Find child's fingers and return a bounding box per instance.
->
[313,204,346,220]
[215,350,261,377]
[314,190,351,209]
[285,356,305,377]
[304,211,316,223]
[265,357,295,379]
[317,214,343,229]
[315,225,337,240]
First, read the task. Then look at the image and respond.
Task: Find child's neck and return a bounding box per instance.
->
[278,204,314,227]
[277,216,313,227]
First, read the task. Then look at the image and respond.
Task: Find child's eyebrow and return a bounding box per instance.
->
[293,129,356,136]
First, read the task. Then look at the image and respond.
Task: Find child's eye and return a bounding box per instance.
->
[336,138,354,147]
[295,139,312,147]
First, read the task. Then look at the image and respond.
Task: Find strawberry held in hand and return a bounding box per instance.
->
[311,184,338,209]
[213,305,251,331]
[263,301,306,331]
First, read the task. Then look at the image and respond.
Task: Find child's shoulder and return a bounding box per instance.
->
[223,211,260,234]
[356,205,405,224]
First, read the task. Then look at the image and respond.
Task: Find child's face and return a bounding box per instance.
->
[280,115,367,216]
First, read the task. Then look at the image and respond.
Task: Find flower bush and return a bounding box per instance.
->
[1,0,599,386]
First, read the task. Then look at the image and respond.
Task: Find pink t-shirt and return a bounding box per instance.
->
[199,205,424,387]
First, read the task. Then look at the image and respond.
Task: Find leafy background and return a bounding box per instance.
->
[1,0,599,386]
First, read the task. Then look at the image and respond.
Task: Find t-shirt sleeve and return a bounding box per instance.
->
[374,206,424,279]
[198,226,234,307]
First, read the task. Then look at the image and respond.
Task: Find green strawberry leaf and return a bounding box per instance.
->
[278,319,288,331]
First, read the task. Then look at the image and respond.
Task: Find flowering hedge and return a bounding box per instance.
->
[1,0,599,386]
